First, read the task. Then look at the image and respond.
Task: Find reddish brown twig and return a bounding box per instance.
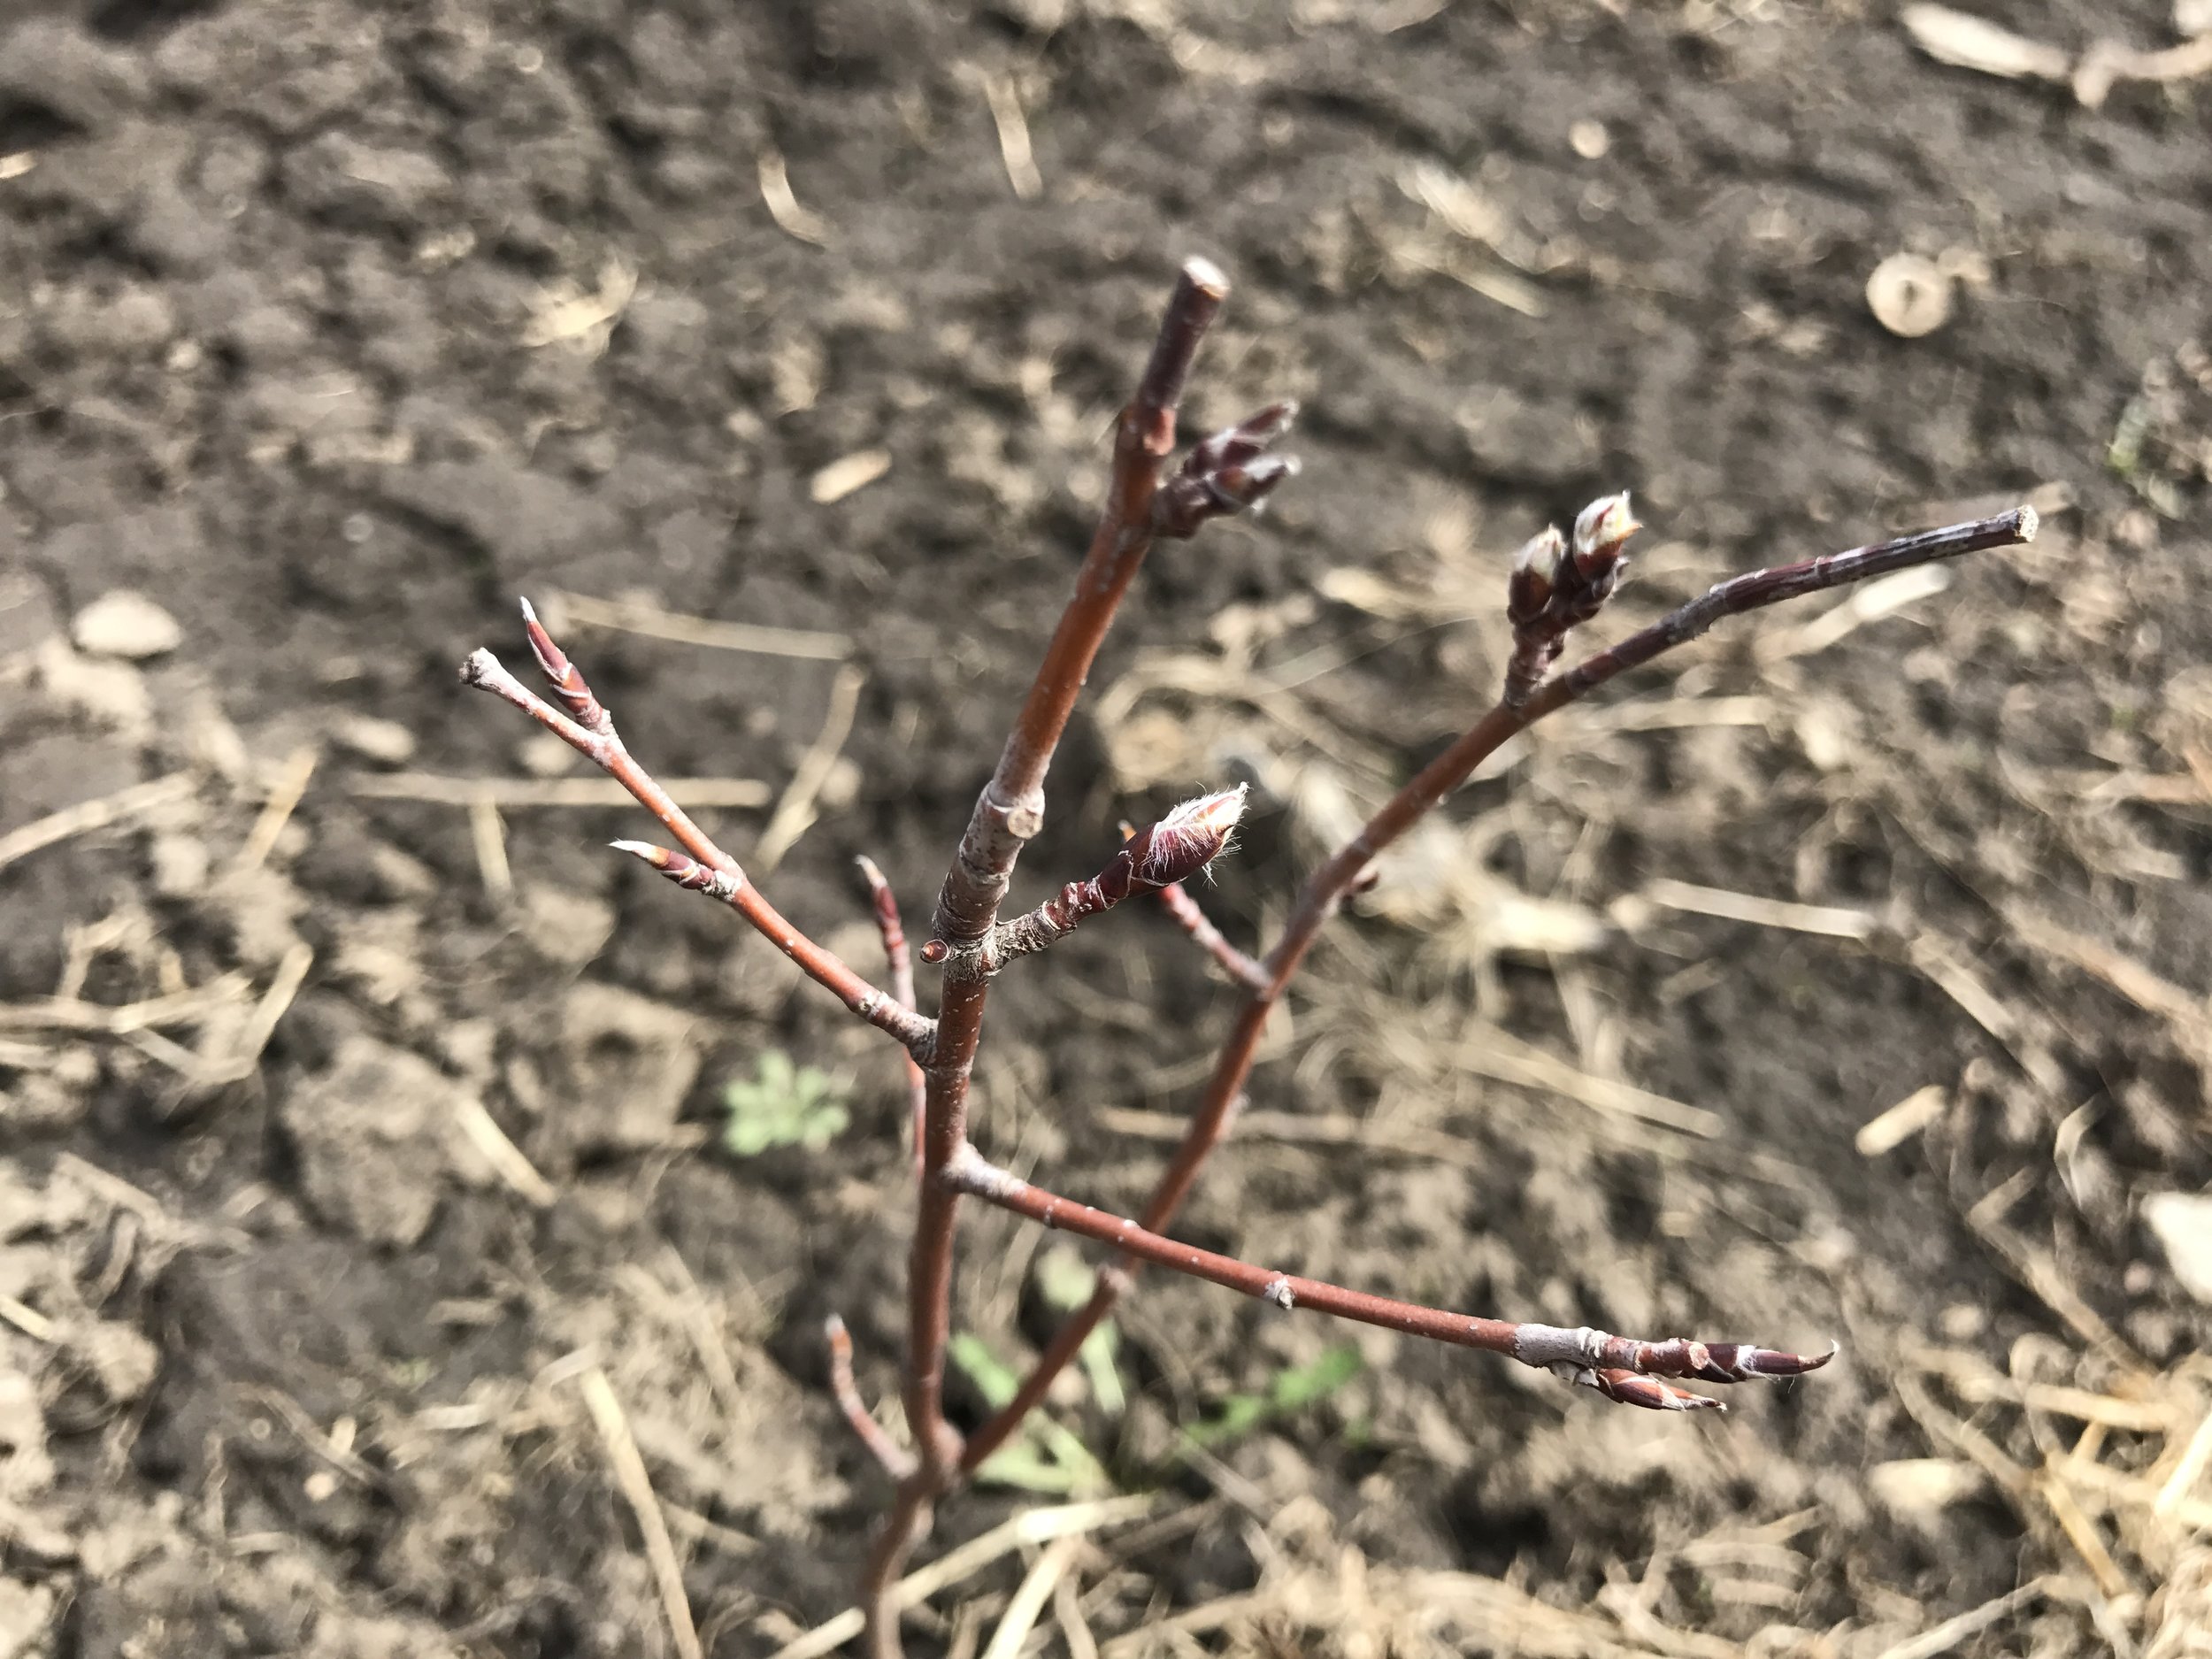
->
[864,258,1271,1654]
[941,1144,1832,1411]
[1156,879,1268,993]
[457,253,2039,1654]
[959,503,2037,1474]
[460,627,933,1057]
[857,856,928,1179]
[826,1313,918,1479]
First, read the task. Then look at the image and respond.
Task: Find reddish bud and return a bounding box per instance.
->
[520,597,610,732]
[1126,784,1248,888]
[1582,1367,1724,1412]
[1155,403,1301,537]
[611,839,741,900]
[1570,492,1640,579]
[1506,526,1564,625]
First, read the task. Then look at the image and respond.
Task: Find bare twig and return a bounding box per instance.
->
[864,258,1248,1651]
[858,855,929,1176]
[941,1145,1832,1411]
[826,1314,918,1481]
[1156,879,1268,992]
[460,618,932,1056]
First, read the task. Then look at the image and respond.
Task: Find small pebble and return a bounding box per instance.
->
[1866,252,1953,338]
[1569,119,1609,160]
[71,589,181,659]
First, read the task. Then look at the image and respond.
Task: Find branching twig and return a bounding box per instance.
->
[862,258,1276,1654]
[460,622,933,1058]
[959,503,2036,1474]
[941,1144,1833,1410]
[458,251,2040,1658]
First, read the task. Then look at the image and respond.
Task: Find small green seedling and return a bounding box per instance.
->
[1036,1246,1125,1415]
[723,1050,849,1156]
[1183,1343,1364,1453]
[949,1333,1110,1496]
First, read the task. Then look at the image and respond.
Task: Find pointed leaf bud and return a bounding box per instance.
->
[520,597,610,732]
[1570,492,1640,579]
[1210,453,1300,516]
[611,839,741,901]
[1507,525,1564,625]
[1155,403,1301,537]
[1124,784,1248,888]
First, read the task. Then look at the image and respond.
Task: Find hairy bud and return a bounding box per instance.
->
[1570,492,1640,580]
[1507,526,1565,625]
[1126,784,1248,889]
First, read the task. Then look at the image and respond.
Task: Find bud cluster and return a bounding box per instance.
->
[1502,491,1641,706]
[1152,403,1301,539]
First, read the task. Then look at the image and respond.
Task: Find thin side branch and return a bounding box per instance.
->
[857,856,929,1179]
[941,1146,1832,1411]
[826,1315,918,1480]
[1156,880,1267,993]
[961,504,2036,1471]
[459,618,934,1059]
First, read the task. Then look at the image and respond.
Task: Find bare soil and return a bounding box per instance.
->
[4,2,2211,1656]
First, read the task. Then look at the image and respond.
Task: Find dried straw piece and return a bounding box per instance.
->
[578,1366,703,1659]
[0,772,196,876]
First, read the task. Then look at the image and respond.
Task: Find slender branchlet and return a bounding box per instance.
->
[957,502,2033,1481]
[857,855,928,1176]
[461,607,936,1060]
[1156,878,1268,992]
[826,1314,918,1481]
[938,1145,1833,1411]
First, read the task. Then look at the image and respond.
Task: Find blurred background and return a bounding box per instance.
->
[3,1,2209,1655]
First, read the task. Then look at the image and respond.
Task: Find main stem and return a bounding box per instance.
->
[958,505,2036,1473]
[860,260,1229,1655]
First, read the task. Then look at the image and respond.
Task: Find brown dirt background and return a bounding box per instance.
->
[4,1,2212,1655]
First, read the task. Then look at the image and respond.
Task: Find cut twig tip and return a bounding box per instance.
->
[1179,254,1229,299]
[2014,503,2039,541]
